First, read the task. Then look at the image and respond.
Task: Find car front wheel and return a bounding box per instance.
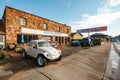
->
[37,55,47,67]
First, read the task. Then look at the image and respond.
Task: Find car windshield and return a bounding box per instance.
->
[38,41,50,47]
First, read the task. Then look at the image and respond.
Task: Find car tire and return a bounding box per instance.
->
[37,55,47,67]
[22,50,27,58]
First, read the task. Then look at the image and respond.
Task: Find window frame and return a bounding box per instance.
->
[57,27,60,32]
[17,34,38,44]
[43,23,48,30]
[66,29,69,33]
[20,17,27,26]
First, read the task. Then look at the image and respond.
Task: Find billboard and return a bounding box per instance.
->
[77,26,107,33]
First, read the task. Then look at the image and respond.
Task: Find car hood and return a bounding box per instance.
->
[38,47,60,55]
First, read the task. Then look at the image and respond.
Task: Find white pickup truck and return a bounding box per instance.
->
[22,40,62,67]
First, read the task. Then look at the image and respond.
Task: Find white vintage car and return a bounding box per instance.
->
[22,40,62,67]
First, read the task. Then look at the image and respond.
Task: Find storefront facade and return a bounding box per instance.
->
[1,6,71,45]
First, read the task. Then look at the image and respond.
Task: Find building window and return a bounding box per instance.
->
[57,27,60,32]
[20,18,26,26]
[17,34,22,43]
[43,23,48,30]
[17,34,37,44]
[65,37,68,44]
[59,37,61,43]
[55,37,58,41]
[66,29,69,33]
[68,37,70,42]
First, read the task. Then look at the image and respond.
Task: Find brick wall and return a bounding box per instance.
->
[4,6,71,45]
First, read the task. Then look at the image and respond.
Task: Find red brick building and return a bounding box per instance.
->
[0,6,71,46]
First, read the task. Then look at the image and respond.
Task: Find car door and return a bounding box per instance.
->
[30,42,39,58]
[27,43,33,56]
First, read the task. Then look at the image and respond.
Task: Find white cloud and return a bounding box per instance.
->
[108,0,120,7]
[97,0,120,14]
[97,7,112,14]
[81,14,89,18]
[72,12,120,27]
[70,0,120,33]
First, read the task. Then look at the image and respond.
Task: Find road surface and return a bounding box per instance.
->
[0,43,111,80]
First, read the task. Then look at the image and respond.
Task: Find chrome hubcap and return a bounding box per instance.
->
[38,57,43,66]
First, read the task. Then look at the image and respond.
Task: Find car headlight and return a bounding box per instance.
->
[43,51,52,59]
[46,53,52,58]
[58,50,62,55]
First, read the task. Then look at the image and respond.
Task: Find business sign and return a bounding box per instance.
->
[89,26,107,32]
[21,28,68,37]
[77,26,107,33]
[77,29,89,33]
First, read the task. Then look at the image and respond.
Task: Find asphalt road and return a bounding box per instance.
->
[0,43,111,80]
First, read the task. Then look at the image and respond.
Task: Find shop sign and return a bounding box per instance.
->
[77,26,107,33]
[21,28,68,37]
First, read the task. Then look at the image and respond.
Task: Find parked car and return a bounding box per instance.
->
[22,40,62,67]
[81,38,90,47]
[91,38,101,45]
[71,40,81,46]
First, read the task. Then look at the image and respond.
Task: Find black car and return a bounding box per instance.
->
[91,38,101,45]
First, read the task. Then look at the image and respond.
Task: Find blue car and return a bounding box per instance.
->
[81,38,90,47]
[71,40,81,46]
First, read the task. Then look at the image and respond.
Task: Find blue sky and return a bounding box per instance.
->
[0,0,120,37]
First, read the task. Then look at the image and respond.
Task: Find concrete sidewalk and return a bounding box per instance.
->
[0,43,111,80]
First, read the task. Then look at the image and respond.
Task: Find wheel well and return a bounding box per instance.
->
[37,54,49,61]
[37,54,45,58]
